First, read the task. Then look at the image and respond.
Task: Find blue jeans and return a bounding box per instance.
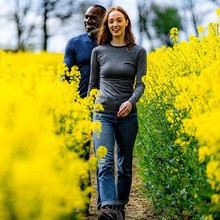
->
[93,112,138,208]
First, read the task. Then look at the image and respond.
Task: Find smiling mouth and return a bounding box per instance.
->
[112,29,120,33]
[86,25,95,29]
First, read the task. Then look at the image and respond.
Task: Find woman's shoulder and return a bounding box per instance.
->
[95,44,109,50]
[129,44,147,57]
[92,44,109,53]
[132,44,146,52]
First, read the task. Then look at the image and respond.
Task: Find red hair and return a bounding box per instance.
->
[98,6,135,47]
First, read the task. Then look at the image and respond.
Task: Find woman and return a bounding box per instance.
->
[88,6,146,220]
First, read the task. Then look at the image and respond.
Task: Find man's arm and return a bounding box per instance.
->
[62,38,76,82]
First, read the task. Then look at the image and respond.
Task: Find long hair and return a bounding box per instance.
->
[98,6,135,47]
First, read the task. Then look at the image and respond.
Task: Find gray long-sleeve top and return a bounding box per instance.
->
[88,43,147,113]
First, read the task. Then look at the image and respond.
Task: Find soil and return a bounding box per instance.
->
[86,161,156,220]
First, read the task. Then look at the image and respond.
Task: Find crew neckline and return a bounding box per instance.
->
[109,43,128,48]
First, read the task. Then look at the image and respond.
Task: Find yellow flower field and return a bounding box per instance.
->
[0,51,101,219]
[1,8,220,219]
[137,8,220,219]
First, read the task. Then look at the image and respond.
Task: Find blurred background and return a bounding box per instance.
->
[0,0,219,53]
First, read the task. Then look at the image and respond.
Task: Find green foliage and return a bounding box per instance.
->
[151,4,183,47]
[136,97,214,219]
[135,16,220,218]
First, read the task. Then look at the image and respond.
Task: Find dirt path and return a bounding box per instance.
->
[87,162,155,220]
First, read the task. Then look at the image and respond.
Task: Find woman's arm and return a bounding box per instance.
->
[128,47,147,107]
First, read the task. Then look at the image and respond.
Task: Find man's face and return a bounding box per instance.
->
[84,6,103,36]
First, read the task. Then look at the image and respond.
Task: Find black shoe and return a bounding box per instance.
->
[117,206,125,220]
[116,210,124,220]
[98,205,123,220]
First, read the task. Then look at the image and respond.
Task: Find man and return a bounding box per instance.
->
[63,5,106,98]
[62,4,106,217]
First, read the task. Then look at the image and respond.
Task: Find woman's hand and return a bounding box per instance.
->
[117,101,132,117]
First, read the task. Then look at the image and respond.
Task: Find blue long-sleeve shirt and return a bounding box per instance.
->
[63,33,97,98]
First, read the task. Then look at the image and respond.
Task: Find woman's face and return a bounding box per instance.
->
[108,10,128,38]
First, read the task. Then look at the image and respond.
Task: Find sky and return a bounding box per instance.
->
[47,0,217,53]
[49,0,142,52]
[0,0,218,53]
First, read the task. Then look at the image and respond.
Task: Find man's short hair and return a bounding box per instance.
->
[92,5,106,15]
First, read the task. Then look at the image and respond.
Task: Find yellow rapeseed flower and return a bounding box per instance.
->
[204,215,213,220]
[96,145,108,159]
[211,194,220,204]
[170,27,179,42]
[198,25,205,34]
[0,51,96,219]
[198,146,209,162]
